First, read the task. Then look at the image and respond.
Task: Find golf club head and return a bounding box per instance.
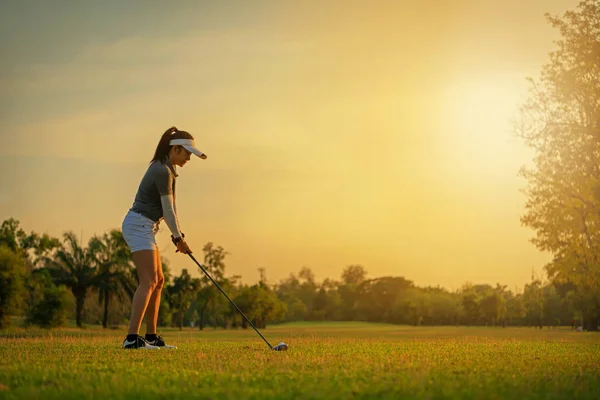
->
[272,342,288,351]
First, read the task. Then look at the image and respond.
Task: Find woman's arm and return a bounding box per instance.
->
[160,194,182,238]
[155,166,183,238]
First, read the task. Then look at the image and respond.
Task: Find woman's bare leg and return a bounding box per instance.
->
[127,250,159,335]
[144,248,165,335]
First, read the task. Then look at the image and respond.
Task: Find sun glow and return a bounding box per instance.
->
[434,75,532,182]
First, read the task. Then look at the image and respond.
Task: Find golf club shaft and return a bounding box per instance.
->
[187,253,273,349]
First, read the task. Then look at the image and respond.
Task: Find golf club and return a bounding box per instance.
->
[186,252,288,351]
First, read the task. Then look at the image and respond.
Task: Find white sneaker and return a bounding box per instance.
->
[122,335,160,350]
[146,335,177,349]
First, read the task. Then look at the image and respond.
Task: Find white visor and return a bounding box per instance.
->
[169,138,205,158]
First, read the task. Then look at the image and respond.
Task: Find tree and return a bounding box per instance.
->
[275,273,304,322]
[44,232,99,328]
[506,292,526,326]
[286,298,308,321]
[479,284,508,326]
[338,265,367,320]
[168,269,200,330]
[233,282,287,329]
[461,291,479,325]
[517,0,600,330]
[196,242,229,329]
[0,219,21,253]
[424,286,462,326]
[25,269,74,328]
[480,290,501,326]
[313,278,342,321]
[0,218,60,269]
[297,267,318,318]
[0,218,62,327]
[523,278,544,329]
[88,230,136,328]
[0,245,27,328]
[357,276,413,323]
[312,287,332,321]
[543,284,563,328]
[341,265,367,286]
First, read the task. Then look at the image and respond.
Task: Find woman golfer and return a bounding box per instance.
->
[121,126,207,349]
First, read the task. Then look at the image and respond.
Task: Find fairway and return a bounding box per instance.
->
[1,323,599,399]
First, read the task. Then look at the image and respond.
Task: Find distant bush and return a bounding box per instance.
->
[25,269,74,328]
[0,245,26,328]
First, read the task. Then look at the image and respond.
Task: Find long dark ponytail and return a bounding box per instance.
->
[151,126,194,163]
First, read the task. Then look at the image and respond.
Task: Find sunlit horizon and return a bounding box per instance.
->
[0,0,580,291]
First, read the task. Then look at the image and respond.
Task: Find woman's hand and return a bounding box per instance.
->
[176,239,192,254]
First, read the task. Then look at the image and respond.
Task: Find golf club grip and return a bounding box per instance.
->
[187,253,273,349]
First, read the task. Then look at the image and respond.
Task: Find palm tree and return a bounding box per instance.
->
[89,230,136,328]
[45,232,99,327]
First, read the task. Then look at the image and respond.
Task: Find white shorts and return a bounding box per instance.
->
[122,210,161,253]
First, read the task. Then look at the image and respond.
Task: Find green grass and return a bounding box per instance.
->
[1,322,599,399]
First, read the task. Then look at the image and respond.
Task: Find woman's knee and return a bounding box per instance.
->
[132,250,161,292]
[138,277,159,292]
[154,275,165,291]
[142,275,164,292]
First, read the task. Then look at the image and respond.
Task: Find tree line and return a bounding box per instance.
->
[0,217,597,331]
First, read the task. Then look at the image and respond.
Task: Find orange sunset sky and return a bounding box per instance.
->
[0,1,580,290]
